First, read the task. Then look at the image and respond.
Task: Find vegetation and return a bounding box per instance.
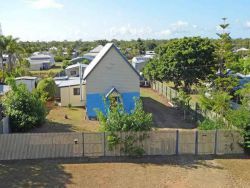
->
[215,18,237,75]
[36,77,56,101]
[97,99,152,156]
[143,37,216,91]
[0,35,30,82]
[2,78,46,132]
[198,118,225,130]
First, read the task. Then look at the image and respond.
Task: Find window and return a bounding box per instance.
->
[73,88,80,95]
[70,71,77,76]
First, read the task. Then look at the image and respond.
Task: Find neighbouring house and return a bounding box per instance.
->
[54,77,86,107]
[234,48,249,53]
[65,63,88,77]
[15,76,38,92]
[49,46,58,51]
[84,43,140,118]
[145,51,156,58]
[83,45,103,61]
[28,52,55,71]
[0,54,17,69]
[132,56,151,73]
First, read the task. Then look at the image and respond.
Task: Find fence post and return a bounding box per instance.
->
[176,130,179,155]
[82,132,84,157]
[214,129,218,155]
[103,132,106,156]
[170,89,172,101]
[195,130,198,155]
[162,82,164,94]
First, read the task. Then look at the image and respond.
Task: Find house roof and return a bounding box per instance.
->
[70,57,89,63]
[105,87,120,98]
[55,77,86,87]
[90,45,103,53]
[15,76,38,80]
[132,56,151,63]
[65,63,88,70]
[83,43,140,80]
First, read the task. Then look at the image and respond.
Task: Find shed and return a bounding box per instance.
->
[55,77,86,107]
[65,63,88,77]
[15,76,38,92]
[83,43,140,118]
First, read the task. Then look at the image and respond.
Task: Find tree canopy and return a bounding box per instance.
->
[143,37,216,91]
[2,78,46,132]
[36,77,56,101]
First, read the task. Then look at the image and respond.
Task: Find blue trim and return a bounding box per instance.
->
[86,92,140,118]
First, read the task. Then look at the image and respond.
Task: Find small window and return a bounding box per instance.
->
[70,71,77,75]
[73,88,80,95]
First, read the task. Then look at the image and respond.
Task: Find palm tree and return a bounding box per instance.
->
[4,36,20,72]
[0,35,24,81]
[0,35,7,82]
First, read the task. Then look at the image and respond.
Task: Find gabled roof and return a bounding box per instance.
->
[83,43,140,80]
[105,87,120,98]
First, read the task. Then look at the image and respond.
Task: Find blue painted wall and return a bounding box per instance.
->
[86,92,140,118]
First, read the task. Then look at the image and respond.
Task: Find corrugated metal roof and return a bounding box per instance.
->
[83,43,140,80]
[55,77,86,87]
[15,76,38,80]
[65,63,88,70]
[90,45,103,53]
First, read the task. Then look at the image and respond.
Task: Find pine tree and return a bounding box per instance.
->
[215,18,236,76]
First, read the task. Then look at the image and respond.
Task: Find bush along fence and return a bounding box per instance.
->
[0,130,244,161]
[151,81,223,122]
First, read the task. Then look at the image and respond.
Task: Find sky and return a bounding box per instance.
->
[0,0,250,41]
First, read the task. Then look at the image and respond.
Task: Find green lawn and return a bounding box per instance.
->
[30,62,63,78]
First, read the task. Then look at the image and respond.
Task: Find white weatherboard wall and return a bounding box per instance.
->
[86,47,139,94]
[60,84,86,106]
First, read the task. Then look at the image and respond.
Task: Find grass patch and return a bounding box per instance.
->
[30,104,100,133]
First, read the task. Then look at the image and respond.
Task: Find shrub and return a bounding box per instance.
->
[54,56,64,62]
[97,99,153,156]
[198,118,225,130]
[36,77,56,101]
[2,80,47,132]
[62,60,73,69]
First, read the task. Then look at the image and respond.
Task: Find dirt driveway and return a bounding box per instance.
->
[0,155,249,188]
[141,88,196,129]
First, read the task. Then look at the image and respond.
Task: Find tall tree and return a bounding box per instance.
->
[215,18,236,76]
[143,37,216,91]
